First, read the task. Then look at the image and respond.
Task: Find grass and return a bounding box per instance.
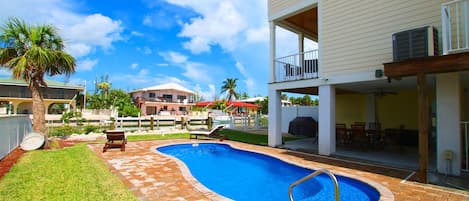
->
[220,129,300,146]
[0,144,137,201]
[127,133,189,141]
[0,129,297,200]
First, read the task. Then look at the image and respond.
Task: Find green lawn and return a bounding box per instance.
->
[220,129,299,146]
[127,133,189,141]
[0,129,298,200]
[0,144,137,201]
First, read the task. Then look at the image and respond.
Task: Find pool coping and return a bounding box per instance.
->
[152,141,395,201]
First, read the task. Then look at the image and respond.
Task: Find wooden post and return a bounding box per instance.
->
[181,116,186,129]
[207,117,212,129]
[150,116,154,130]
[417,73,429,183]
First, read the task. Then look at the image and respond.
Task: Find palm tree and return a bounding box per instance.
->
[0,18,75,140]
[221,78,239,101]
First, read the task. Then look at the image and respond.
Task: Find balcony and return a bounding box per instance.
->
[442,0,469,54]
[139,97,194,104]
[274,49,319,82]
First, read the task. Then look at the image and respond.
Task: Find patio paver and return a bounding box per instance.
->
[89,140,469,201]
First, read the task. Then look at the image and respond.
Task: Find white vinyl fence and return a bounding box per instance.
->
[0,115,32,160]
[281,106,318,133]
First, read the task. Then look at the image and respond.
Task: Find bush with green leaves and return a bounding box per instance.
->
[48,125,81,137]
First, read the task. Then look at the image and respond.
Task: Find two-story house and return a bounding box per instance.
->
[0,78,82,114]
[268,0,469,182]
[131,83,195,116]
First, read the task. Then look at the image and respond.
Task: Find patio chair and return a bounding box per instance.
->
[336,123,349,146]
[350,124,369,150]
[189,125,224,139]
[103,130,127,152]
[367,122,382,149]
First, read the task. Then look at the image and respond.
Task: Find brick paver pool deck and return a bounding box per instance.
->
[89,139,469,201]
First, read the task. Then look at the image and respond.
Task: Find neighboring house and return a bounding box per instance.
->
[131,83,195,116]
[267,0,469,181]
[0,78,82,114]
[239,96,292,107]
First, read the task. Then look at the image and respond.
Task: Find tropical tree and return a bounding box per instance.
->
[221,78,239,101]
[0,18,75,139]
[97,75,111,98]
[255,96,268,114]
[281,93,288,100]
[239,92,249,100]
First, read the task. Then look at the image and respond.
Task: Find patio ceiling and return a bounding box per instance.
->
[277,7,318,41]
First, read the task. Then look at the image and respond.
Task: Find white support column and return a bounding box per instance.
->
[269,21,276,83]
[318,85,336,155]
[298,33,304,78]
[268,89,282,147]
[436,72,461,176]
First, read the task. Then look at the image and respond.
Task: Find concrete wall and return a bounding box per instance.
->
[282,105,318,133]
[336,90,421,129]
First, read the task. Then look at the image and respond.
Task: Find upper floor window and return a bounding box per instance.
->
[162,94,172,101]
[177,95,186,100]
[149,93,156,98]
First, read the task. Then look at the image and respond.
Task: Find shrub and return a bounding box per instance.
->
[48,125,80,137]
[82,125,100,134]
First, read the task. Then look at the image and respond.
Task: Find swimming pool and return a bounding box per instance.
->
[157,143,381,201]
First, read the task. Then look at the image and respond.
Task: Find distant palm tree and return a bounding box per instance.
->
[0,18,75,140]
[221,78,239,101]
[98,81,111,98]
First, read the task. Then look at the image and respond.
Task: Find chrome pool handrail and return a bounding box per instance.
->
[288,168,339,201]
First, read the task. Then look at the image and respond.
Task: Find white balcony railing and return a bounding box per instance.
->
[274,49,319,82]
[442,0,469,54]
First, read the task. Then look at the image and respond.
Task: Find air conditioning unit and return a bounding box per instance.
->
[392,26,439,62]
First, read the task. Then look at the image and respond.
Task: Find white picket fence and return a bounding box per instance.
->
[0,115,32,160]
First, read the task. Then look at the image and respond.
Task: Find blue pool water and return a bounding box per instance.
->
[157,143,380,201]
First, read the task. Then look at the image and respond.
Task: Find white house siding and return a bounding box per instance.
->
[321,0,446,77]
[268,0,316,20]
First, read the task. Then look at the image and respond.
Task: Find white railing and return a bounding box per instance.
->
[461,121,469,172]
[0,115,32,160]
[274,49,319,82]
[442,0,469,54]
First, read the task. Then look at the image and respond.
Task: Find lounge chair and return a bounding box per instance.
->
[103,130,127,152]
[189,125,224,139]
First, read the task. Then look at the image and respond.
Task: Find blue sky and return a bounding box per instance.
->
[0,0,308,100]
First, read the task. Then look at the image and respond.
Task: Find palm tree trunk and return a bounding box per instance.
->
[31,85,48,148]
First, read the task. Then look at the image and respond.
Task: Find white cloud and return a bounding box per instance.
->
[235,61,254,94]
[77,58,98,71]
[159,51,187,64]
[138,69,149,77]
[157,63,169,67]
[131,31,144,37]
[137,46,153,55]
[66,43,92,58]
[130,63,139,69]
[193,83,217,101]
[246,25,269,43]
[159,51,213,83]
[0,0,124,58]
[166,0,259,54]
